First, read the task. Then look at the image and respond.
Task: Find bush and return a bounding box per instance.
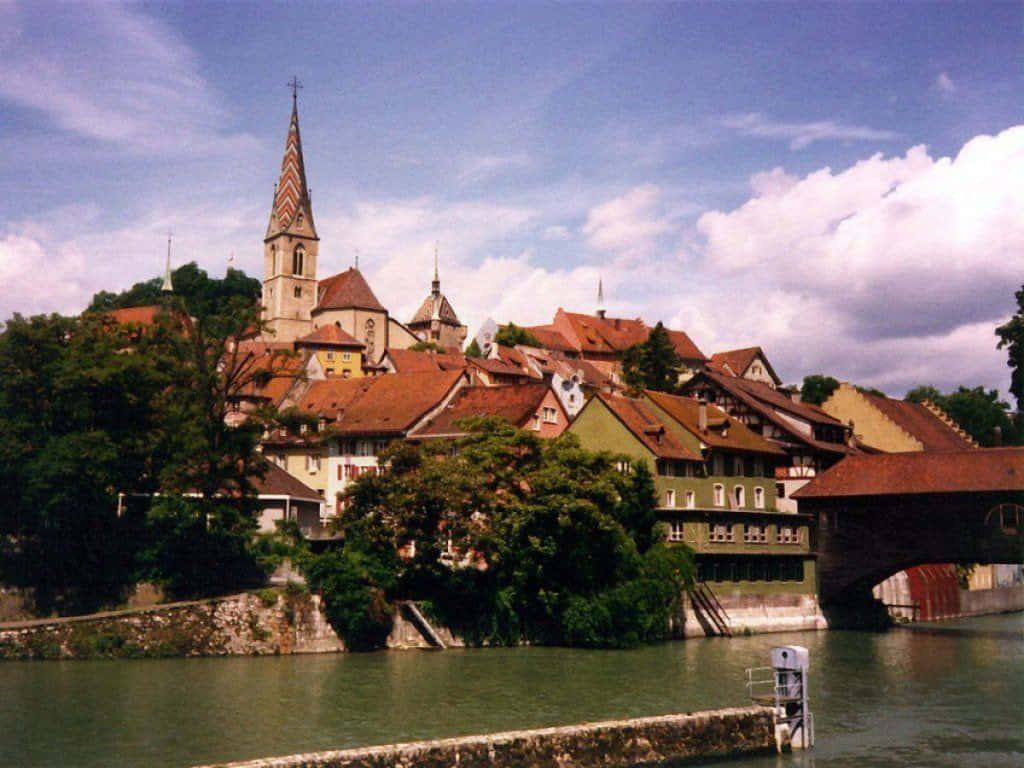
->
[303,544,398,651]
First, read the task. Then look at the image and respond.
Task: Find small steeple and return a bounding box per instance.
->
[596,277,605,318]
[161,233,174,293]
[432,241,441,298]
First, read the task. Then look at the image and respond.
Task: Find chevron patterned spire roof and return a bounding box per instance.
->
[269,97,314,236]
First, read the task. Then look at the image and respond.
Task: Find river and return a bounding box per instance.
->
[3,612,1022,768]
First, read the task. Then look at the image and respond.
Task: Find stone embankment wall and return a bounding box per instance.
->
[684,593,828,637]
[959,584,1024,617]
[194,706,776,768]
[0,590,343,660]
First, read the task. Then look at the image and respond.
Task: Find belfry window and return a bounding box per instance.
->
[293,246,305,275]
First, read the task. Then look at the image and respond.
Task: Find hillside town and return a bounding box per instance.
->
[83,94,1023,639]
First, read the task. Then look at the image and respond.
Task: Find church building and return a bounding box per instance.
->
[406,250,468,350]
[260,91,429,363]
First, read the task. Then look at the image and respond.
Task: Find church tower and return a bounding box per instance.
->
[262,84,318,342]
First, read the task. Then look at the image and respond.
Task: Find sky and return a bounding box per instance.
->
[1,1,1023,399]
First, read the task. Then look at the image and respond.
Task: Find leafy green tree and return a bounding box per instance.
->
[493,322,541,348]
[800,374,840,405]
[996,284,1024,413]
[906,385,1018,447]
[410,340,446,353]
[621,322,683,393]
[464,338,483,358]
[332,419,694,649]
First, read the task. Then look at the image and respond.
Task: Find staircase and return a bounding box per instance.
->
[401,601,447,649]
[688,582,733,637]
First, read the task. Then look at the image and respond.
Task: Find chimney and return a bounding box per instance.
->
[698,398,708,432]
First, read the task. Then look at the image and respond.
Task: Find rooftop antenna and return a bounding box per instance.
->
[162,231,174,293]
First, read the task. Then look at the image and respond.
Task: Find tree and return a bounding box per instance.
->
[330,418,694,649]
[464,338,483,358]
[621,322,683,393]
[996,284,1024,414]
[493,322,541,348]
[410,340,446,353]
[801,374,840,405]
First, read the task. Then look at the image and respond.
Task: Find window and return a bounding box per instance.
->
[754,457,764,477]
[685,490,695,509]
[744,523,767,543]
[709,522,733,543]
[299,423,308,435]
[776,482,786,499]
[665,489,676,508]
[713,483,725,507]
[292,246,305,275]
[342,370,351,379]
[343,352,352,362]
[615,461,631,474]
[754,486,765,509]
[667,521,685,542]
[778,525,800,544]
[356,440,374,457]
[713,454,725,476]
[733,485,745,508]
[306,454,321,473]
[531,414,541,431]
[296,211,304,229]
[542,406,558,424]
[326,351,335,361]
[293,286,302,298]
[364,319,375,358]
[733,456,745,476]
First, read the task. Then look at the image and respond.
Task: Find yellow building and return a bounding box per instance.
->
[295,324,365,379]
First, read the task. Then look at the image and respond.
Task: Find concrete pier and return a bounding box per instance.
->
[194,706,775,768]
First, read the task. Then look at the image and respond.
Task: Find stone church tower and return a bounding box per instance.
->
[262,91,318,342]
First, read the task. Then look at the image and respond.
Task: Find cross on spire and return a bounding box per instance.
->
[287,76,303,102]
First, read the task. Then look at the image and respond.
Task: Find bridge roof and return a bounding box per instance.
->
[793,447,1024,498]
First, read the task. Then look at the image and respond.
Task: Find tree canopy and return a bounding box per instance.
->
[996,284,1024,414]
[906,385,1018,447]
[621,322,683,393]
[800,374,840,406]
[493,322,541,348]
[315,419,694,649]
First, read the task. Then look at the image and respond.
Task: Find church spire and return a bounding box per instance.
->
[596,277,605,318]
[267,79,316,239]
[432,241,441,298]
[161,233,174,293]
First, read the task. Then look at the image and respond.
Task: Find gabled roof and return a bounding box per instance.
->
[859,393,976,452]
[297,370,465,436]
[411,382,556,437]
[251,462,322,502]
[314,268,386,313]
[295,324,365,349]
[232,342,307,406]
[385,348,468,373]
[709,347,781,385]
[551,309,707,362]
[793,448,1024,498]
[689,371,851,456]
[594,393,702,461]
[409,293,462,327]
[644,390,785,456]
[522,325,576,353]
[469,356,532,378]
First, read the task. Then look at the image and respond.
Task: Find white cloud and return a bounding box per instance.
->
[935,72,956,95]
[541,225,571,241]
[0,1,254,155]
[582,184,675,260]
[689,126,1024,395]
[458,154,530,183]
[724,113,901,150]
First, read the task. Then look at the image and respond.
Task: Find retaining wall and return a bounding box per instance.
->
[959,583,1024,617]
[685,593,828,637]
[0,590,343,660]
[193,706,776,768]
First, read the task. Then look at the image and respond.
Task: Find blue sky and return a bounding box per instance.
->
[1,1,1023,399]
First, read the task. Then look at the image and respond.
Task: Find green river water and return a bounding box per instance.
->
[3,612,1022,768]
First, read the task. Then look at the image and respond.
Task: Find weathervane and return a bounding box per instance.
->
[287,76,303,101]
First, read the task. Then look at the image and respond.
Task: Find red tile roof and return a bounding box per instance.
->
[410,293,462,326]
[549,309,707,362]
[251,462,321,501]
[232,343,307,406]
[412,383,554,437]
[709,347,780,384]
[644,390,785,455]
[594,393,702,461]
[793,448,1024,498]
[521,325,577,353]
[296,324,365,348]
[386,348,468,373]
[314,268,385,312]
[470,356,532,378]
[860,393,975,452]
[105,305,163,326]
[298,370,465,436]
